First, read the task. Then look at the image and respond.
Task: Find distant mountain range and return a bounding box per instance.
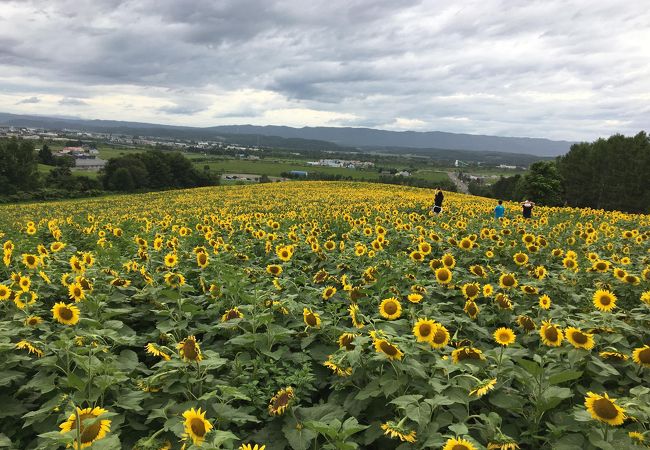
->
[0,112,574,157]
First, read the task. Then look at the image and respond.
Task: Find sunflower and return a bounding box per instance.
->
[441,253,456,268]
[469,378,497,397]
[538,294,551,310]
[379,297,402,320]
[303,308,321,328]
[22,253,40,269]
[177,336,203,362]
[499,273,518,289]
[348,304,364,328]
[413,319,436,342]
[599,351,628,362]
[532,265,547,279]
[628,432,645,445]
[374,339,404,360]
[163,252,178,268]
[407,293,423,303]
[632,345,650,368]
[487,440,520,450]
[59,406,111,449]
[381,421,417,443]
[182,407,213,446]
[266,264,282,276]
[592,260,611,273]
[442,437,477,450]
[418,241,432,255]
[461,283,481,300]
[0,284,10,300]
[458,237,474,250]
[493,327,516,346]
[517,315,536,332]
[337,332,358,350]
[221,307,243,322]
[593,289,617,312]
[68,283,86,302]
[452,346,484,363]
[429,324,450,349]
[435,267,452,285]
[322,286,337,300]
[540,321,563,347]
[268,387,295,416]
[196,252,209,269]
[584,392,626,426]
[52,302,80,326]
[483,284,494,297]
[25,315,43,326]
[494,293,512,310]
[145,343,171,361]
[111,277,132,288]
[15,340,44,357]
[463,300,479,320]
[513,252,528,265]
[565,327,595,350]
[521,285,539,295]
[323,355,353,377]
[18,276,31,292]
[470,265,487,277]
[240,444,266,450]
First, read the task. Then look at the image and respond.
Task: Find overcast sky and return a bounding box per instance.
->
[1,0,649,140]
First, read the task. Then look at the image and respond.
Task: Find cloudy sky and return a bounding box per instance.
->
[1,0,649,140]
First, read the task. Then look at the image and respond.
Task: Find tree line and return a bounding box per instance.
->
[469,132,650,213]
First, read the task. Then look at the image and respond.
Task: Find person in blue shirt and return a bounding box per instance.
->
[494,200,505,219]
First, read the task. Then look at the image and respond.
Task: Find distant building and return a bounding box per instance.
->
[395,170,411,177]
[74,158,107,171]
[497,164,518,169]
[289,170,308,177]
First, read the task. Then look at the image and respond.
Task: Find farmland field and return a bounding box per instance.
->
[0,182,649,450]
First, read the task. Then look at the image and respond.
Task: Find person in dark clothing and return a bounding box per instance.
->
[433,188,444,214]
[521,200,535,218]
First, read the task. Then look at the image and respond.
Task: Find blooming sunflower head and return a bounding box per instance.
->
[540,320,563,347]
[182,407,213,446]
[374,339,404,360]
[593,289,617,312]
[565,327,595,350]
[302,308,321,328]
[493,327,516,346]
[632,345,650,368]
[59,406,112,449]
[52,302,80,326]
[413,318,436,343]
[442,437,477,450]
[379,297,402,320]
[429,323,450,350]
[584,392,626,426]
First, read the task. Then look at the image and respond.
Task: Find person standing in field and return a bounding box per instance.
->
[494,200,505,219]
[521,199,535,219]
[433,188,444,214]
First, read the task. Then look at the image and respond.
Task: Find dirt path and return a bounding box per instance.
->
[447,171,469,193]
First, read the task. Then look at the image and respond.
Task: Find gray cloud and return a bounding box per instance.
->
[0,0,649,140]
[16,96,41,104]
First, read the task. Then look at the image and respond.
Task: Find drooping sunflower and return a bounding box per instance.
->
[266,264,282,276]
[632,345,650,368]
[25,315,43,326]
[303,308,321,328]
[461,283,481,300]
[463,300,479,320]
[429,324,450,349]
[442,437,477,450]
[516,315,536,332]
[521,285,539,295]
[565,327,595,350]
[381,421,417,443]
[379,297,402,320]
[493,327,516,346]
[15,340,44,357]
[494,293,512,310]
[538,294,551,310]
[182,407,213,446]
[323,355,352,377]
[435,267,453,285]
[451,346,484,363]
[469,378,497,397]
[599,351,628,362]
[177,336,203,362]
[413,319,436,343]
[540,320,563,347]
[222,307,244,322]
[337,332,358,350]
[470,264,487,278]
[268,387,294,416]
[487,439,520,450]
[593,289,617,312]
[348,304,365,329]
[374,339,404,360]
[52,302,80,326]
[59,406,112,449]
[145,343,171,361]
[628,432,645,445]
[499,273,518,289]
[584,392,626,426]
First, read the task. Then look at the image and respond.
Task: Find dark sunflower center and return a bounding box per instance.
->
[466,304,477,315]
[572,332,588,344]
[498,332,510,342]
[78,414,102,443]
[639,348,650,363]
[190,418,206,436]
[466,286,478,297]
[183,341,198,359]
[545,327,558,341]
[596,262,607,270]
[452,444,470,450]
[59,308,73,321]
[274,392,289,408]
[459,348,480,360]
[384,302,397,314]
[226,310,239,320]
[600,296,611,306]
[306,314,317,326]
[74,287,81,297]
[503,276,514,286]
[433,329,447,344]
[593,398,619,420]
[199,255,207,264]
[419,324,432,336]
[380,341,398,355]
[438,270,450,281]
[341,335,354,349]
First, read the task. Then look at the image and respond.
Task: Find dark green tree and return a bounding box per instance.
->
[39,144,55,165]
[519,161,564,206]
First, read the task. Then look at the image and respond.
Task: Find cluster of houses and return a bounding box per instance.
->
[54,146,107,171]
[306,159,375,169]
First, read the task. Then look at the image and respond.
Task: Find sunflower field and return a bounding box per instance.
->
[1,181,649,450]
